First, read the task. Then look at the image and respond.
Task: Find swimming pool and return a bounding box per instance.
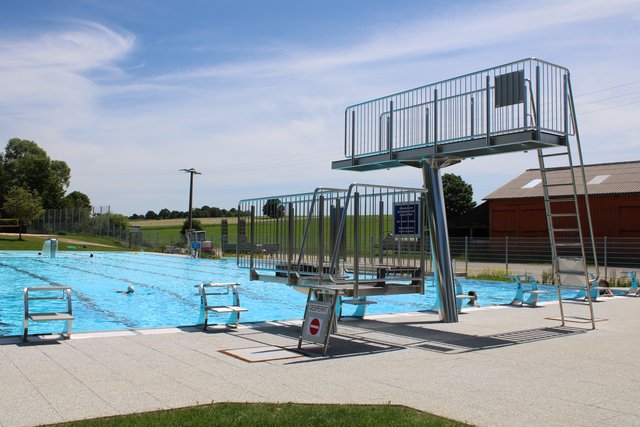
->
[0,251,561,337]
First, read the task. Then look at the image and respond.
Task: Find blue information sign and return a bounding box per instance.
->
[393,202,421,237]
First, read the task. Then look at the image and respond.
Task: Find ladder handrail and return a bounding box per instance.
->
[536,73,599,329]
[23,286,73,342]
[328,183,428,277]
[567,76,599,280]
[295,186,349,275]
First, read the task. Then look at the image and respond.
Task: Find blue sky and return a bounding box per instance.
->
[0,0,638,215]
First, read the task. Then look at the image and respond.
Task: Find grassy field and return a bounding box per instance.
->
[0,234,126,251]
[129,217,238,227]
[136,215,404,255]
[55,403,466,427]
[140,223,239,248]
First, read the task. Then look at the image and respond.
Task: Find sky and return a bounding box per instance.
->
[0,0,638,215]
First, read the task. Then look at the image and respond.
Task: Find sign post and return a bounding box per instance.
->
[298,287,339,356]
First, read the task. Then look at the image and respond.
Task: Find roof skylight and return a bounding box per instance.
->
[587,175,610,185]
[521,179,542,189]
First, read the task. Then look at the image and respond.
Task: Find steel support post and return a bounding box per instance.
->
[422,160,458,323]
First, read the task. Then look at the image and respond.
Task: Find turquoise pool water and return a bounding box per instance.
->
[0,251,561,336]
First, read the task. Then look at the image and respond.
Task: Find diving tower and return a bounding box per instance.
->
[238,58,599,328]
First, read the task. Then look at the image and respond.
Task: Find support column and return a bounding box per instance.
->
[422,159,458,323]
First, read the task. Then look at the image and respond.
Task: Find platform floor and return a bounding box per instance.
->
[1,297,639,426]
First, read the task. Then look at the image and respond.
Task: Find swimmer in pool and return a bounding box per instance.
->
[467,290,478,306]
[115,285,135,295]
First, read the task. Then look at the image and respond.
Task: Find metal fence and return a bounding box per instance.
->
[343,58,570,159]
[237,184,429,293]
[237,187,349,272]
[24,205,639,281]
[31,206,112,235]
[450,236,640,279]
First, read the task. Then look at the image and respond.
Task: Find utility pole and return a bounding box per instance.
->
[180,168,201,230]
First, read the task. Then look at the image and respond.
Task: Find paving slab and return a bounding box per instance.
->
[1,296,639,426]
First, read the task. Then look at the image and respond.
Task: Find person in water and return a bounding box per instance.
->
[597,279,614,297]
[467,290,478,306]
[116,285,135,295]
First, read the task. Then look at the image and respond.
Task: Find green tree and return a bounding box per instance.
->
[2,187,45,239]
[109,213,130,230]
[192,208,209,218]
[64,191,92,208]
[442,173,476,221]
[158,208,171,219]
[263,199,285,219]
[145,210,158,220]
[0,153,7,208]
[170,210,183,219]
[2,138,71,209]
[180,218,203,235]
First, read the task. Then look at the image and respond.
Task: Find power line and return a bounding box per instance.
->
[573,80,640,98]
[579,100,640,115]
[576,90,640,107]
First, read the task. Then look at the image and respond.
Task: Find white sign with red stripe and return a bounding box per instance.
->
[301,300,332,344]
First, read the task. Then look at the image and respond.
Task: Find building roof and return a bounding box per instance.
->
[484,160,640,200]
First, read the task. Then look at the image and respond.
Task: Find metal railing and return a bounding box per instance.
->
[327,183,428,274]
[237,188,349,273]
[343,58,571,159]
[237,184,429,293]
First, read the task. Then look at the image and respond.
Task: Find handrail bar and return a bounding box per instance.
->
[295,186,349,273]
[23,286,73,342]
[328,183,428,275]
[345,58,568,110]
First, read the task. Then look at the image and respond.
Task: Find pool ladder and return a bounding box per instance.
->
[198,283,248,329]
[23,287,74,342]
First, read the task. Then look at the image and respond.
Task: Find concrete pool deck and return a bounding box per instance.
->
[1,297,639,426]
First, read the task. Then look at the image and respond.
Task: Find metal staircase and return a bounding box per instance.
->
[536,74,599,329]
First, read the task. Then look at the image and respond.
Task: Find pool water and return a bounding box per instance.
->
[0,251,562,337]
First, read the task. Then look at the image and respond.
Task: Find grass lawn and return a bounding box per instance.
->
[0,234,126,251]
[55,403,467,427]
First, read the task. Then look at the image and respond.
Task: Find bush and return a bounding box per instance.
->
[541,269,554,284]
[469,269,511,282]
[180,218,203,235]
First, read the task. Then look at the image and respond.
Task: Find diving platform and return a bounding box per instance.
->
[333,130,564,171]
[333,58,571,171]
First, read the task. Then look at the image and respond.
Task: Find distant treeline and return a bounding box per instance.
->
[130,206,239,220]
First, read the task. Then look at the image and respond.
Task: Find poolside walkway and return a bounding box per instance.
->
[1,297,639,426]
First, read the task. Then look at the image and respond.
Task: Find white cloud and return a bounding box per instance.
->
[0,21,134,134]
[0,0,638,214]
